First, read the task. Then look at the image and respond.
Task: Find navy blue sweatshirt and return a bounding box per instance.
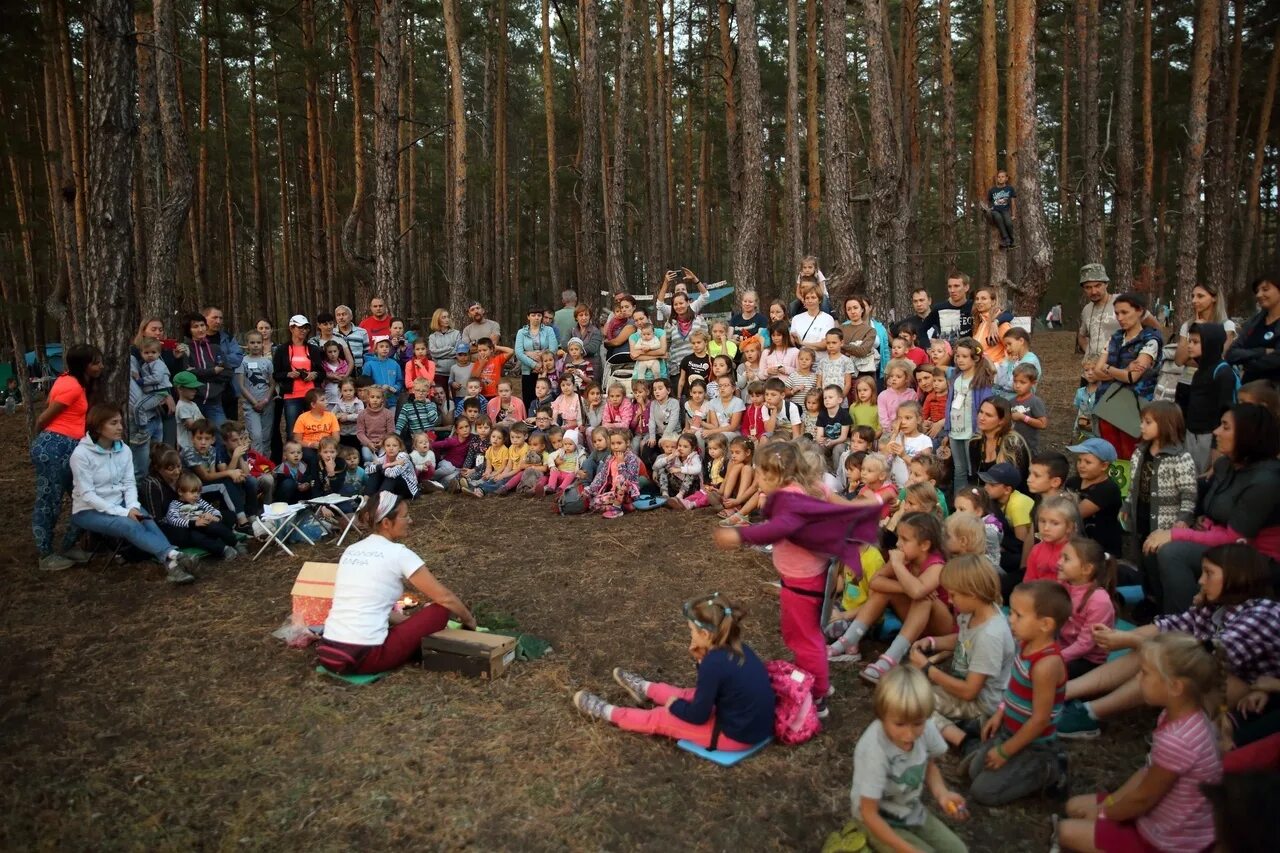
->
[669,644,775,745]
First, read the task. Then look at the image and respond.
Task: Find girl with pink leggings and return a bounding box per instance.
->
[539,429,585,494]
[572,594,776,750]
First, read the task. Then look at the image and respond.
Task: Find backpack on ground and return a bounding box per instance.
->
[556,484,586,516]
[765,659,821,745]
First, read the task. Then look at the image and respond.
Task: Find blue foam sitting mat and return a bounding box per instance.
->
[315,665,387,685]
[632,495,667,511]
[1117,585,1144,606]
[676,737,772,766]
[877,613,903,641]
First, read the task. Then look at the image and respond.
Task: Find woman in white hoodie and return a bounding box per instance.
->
[69,404,198,584]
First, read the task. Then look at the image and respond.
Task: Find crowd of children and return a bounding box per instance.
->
[40,258,1274,850]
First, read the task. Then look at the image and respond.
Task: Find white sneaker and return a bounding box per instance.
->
[251,519,271,540]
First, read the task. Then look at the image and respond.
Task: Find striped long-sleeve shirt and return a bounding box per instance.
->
[165,498,222,528]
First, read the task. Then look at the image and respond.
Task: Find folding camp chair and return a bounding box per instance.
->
[307,494,367,546]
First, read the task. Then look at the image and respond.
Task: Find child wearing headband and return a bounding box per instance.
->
[571,594,775,752]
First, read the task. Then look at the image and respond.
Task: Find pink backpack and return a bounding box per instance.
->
[765,659,822,744]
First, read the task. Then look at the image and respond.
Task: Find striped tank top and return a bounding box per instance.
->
[1001,642,1065,744]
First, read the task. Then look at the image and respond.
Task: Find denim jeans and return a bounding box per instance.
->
[198,399,227,428]
[283,397,307,439]
[70,510,173,563]
[950,437,972,494]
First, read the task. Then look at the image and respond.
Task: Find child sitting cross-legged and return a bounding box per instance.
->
[572,594,775,752]
[657,432,702,506]
[830,513,955,686]
[907,555,1015,750]
[1054,632,1222,853]
[965,580,1069,806]
[583,428,641,518]
[1055,537,1117,680]
[849,665,970,853]
[365,434,419,498]
[951,487,1002,567]
[541,428,584,495]
[166,471,243,560]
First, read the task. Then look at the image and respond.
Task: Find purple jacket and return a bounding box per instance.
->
[736,489,882,575]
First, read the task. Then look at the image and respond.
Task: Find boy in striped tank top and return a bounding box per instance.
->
[967,580,1070,806]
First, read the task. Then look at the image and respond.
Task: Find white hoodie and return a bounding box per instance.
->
[70,434,140,517]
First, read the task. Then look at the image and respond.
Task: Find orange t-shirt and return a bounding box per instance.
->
[473,352,509,398]
[44,375,88,439]
[292,410,339,447]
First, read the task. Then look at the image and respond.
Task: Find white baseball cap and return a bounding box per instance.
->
[289,314,309,327]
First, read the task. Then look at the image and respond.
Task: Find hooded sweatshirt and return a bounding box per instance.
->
[1184,323,1237,434]
[69,435,141,517]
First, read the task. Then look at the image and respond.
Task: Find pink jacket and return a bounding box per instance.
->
[601,399,635,431]
[762,347,798,377]
[486,396,527,424]
[1060,583,1115,664]
[877,387,919,436]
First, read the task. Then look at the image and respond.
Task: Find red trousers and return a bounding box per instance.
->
[779,573,829,699]
[610,682,753,750]
[317,604,451,674]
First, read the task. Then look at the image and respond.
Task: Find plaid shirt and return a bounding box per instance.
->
[1156,599,1280,684]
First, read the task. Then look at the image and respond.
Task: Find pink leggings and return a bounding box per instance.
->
[546,469,576,492]
[779,574,829,700]
[609,681,754,750]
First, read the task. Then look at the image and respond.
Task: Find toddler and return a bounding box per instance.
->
[409,432,438,492]
[543,429,584,494]
[165,471,242,560]
[1008,364,1047,452]
[657,433,702,504]
[632,322,665,380]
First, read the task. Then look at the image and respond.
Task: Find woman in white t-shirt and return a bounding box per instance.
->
[789,285,837,350]
[316,493,476,675]
[1174,282,1237,368]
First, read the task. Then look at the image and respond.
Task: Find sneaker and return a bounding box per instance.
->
[38,553,76,572]
[222,546,240,561]
[572,690,614,722]
[612,668,650,704]
[251,519,271,541]
[814,696,830,720]
[1056,700,1101,739]
[62,547,92,564]
[860,654,896,685]
[165,553,196,585]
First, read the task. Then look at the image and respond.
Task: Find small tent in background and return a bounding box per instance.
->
[24,343,65,376]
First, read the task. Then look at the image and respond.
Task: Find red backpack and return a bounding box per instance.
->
[765,660,822,744]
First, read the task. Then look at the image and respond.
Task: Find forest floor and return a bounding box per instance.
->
[0,331,1153,851]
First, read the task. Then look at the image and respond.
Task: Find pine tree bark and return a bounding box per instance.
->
[83,0,136,403]
[732,0,765,295]
[246,10,266,320]
[804,0,820,253]
[784,0,803,270]
[1139,0,1156,279]
[717,0,739,212]
[374,0,404,313]
[1235,25,1280,296]
[1202,1,1238,298]
[1173,0,1221,322]
[302,0,328,310]
[140,0,194,323]
[216,0,238,316]
[577,0,605,302]
[442,0,469,319]
[342,0,374,289]
[977,0,1003,290]
[196,0,211,303]
[605,0,636,293]
[1011,0,1051,313]
[540,0,561,286]
[494,0,508,305]
[859,0,906,308]
[938,0,958,272]
[272,48,293,309]
[821,0,863,293]
[1078,0,1103,266]
[642,0,663,279]
[1113,0,1136,287]
[1059,13,1072,218]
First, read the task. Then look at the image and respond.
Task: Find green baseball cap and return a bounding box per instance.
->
[172,371,202,389]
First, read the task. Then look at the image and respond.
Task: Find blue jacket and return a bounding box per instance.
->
[669,645,776,746]
[515,325,559,374]
[362,355,403,394]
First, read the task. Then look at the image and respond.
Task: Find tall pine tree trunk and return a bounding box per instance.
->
[442,0,469,318]
[84,0,136,402]
[143,0,193,322]
[821,0,863,292]
[577,0,606,302]
[859,0,905,308]
[246,10,266,320]
[784,0,803,270]
[302,0,328,309]
[342,0,374,288]
[1114,0,1136,286]
[977,0,1002,289]
[938,0,958,272]
[804,0,820,252]
[374,0,403,312]
[540,0,560,286]
[1174,0,1221,322]
[1235,26,1280,297]
[605,0,635,293]
[1078,0,1104,266]
[1011,0,1051,313]
[196,0,210,303]
[1203,1,1238,298]
[732,0,765,294]
[1139,0,1156,279]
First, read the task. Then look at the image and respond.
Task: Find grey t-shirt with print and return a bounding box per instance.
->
[851,719,947,826]
[951,612,1016,715]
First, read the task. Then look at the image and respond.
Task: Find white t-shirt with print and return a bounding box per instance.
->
[323,534,423,646]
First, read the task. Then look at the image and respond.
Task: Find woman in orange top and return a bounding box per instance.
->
[31,344,103,571]
[971,285,1011,365]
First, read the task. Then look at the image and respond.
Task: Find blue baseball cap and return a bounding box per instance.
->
[1066,437,1117,463]
[455,342,471,354]
[977,462,1021,487]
